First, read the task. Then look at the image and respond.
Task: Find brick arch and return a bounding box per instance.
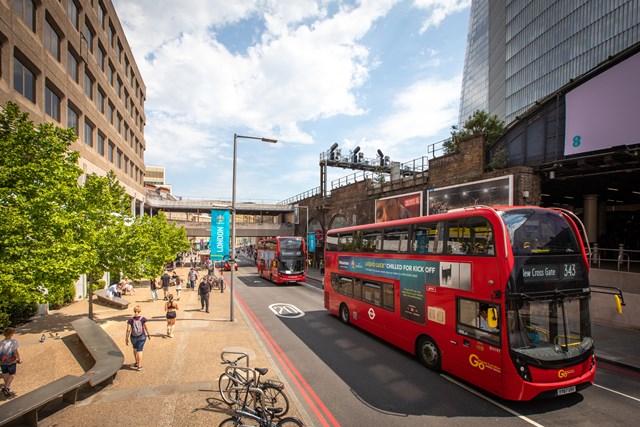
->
[329,214,349,230]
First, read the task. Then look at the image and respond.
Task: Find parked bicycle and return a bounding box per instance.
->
[211,276,226,292]
[218,386,303,427]
[218,352,289,416]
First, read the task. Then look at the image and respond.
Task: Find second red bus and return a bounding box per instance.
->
[257,236,306,284]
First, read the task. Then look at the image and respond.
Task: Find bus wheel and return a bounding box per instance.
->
[339,304,350,324]
[417,336,441,371]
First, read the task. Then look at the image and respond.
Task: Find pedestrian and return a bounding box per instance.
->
[198,277,212,313]
[160,270,171,300]
[125,306,151,370]
[1,327,22,397]
[173,273,182,301]
[165,294,179,338]
[122,278,136,295]
[149,277,159,301]
[108,281,123,298]
[188,267,198,290]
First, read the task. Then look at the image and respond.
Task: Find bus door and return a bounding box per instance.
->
[453,298,503,392]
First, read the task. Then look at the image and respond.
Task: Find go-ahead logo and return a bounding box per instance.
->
[558,369,574,379]
[469,354,501,373]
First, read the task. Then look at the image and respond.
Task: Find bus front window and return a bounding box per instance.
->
[507,298,592,361]
[501,209,580,256]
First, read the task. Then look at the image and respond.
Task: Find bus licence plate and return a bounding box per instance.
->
[557,386,576,396]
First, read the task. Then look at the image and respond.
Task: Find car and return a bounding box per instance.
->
[215,260,238,271]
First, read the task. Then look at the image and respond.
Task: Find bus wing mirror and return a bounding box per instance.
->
[615,295,623,314]
[487,308,498,329]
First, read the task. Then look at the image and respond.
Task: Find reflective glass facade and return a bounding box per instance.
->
[459,0,640,124]
[458,0,488,126]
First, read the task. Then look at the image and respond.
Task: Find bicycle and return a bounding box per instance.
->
[218,386,303,427]
[211,276,226,292]
[218,352,289,416]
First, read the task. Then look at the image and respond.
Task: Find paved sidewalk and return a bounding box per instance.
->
[0,267,307,427]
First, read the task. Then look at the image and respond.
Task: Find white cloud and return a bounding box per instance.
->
[413,0,471,32]
[379,75,461,142]
[111,0,470,199]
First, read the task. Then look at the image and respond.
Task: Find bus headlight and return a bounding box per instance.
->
[515,357,531,382]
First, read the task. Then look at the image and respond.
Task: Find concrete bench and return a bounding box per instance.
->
[71,317,124,387]
[0,375,89,427]
[0,318,125,426]
[94,288,130,309]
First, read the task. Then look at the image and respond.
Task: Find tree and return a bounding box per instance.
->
[443,110,506,156]
[0,102,86,325]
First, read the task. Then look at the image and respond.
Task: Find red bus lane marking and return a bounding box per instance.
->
[236,293,340,427]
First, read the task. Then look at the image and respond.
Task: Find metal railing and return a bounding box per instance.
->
[589,243,640,272]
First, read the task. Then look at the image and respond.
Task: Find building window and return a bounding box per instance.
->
[97,44,105,71]
[97,132,105,156]
[83,119,94,147]
[124,156,128,173]
[97,87,105,114]
[117,41,122,62]
[13,57,36,103]
[67,106,79,136]
[45,20,61,61]
[67,48,78,83]
[116,77,122,98]
[116,149,122,168]
[84,69,94,100]
[98,2,106,29]
[45,85,61,121]
[108,23,115,47]
[83,22,94,54]
[108,63,115,85]
[116,113,121,133]
[13,0,35,32]
[108,141,114,163]
[107,102,114,124]
[67,0,79,30]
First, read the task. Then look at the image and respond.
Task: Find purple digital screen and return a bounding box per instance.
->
[565,51,640,155]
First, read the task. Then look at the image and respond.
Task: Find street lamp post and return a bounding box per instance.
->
[230,133,277,321]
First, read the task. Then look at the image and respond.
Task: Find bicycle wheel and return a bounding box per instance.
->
[218,373,237,405]
[276,417,304,427]
[258,384,289,416]
[218,417,240,427]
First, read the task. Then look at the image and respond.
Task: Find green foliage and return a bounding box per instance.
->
[0,102,85,327]
[0,102,191,327]
[443,110,506,156]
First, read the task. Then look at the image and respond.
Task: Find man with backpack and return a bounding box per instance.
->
[198,278,212,313]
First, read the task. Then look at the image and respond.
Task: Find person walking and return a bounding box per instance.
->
[173,273,182,301]
[188,267,198,290]
[1,327,22,397]
[160,270,171,300]
[164,294,179,338]
[198,278,212,313]
[125,306,151,370]
[149,277,159,301]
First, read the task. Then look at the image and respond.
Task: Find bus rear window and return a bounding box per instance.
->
[501,209,580,256]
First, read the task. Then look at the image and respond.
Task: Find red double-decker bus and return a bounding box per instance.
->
[324,206,596,400]
[257,236,306,284]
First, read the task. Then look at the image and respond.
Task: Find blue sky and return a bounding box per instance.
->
[112,0,471,203]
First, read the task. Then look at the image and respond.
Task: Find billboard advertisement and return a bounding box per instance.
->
[427,176,513,215]
[565,51,640,156]
[210,209,230,260]
[375,191,423,223]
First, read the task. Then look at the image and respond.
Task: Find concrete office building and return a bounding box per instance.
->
[459,0,640,125]
[0,0,146,213]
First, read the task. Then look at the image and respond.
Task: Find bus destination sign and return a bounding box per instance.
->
[521,263,581,283]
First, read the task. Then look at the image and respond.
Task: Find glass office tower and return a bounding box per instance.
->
[459,0,640,125]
